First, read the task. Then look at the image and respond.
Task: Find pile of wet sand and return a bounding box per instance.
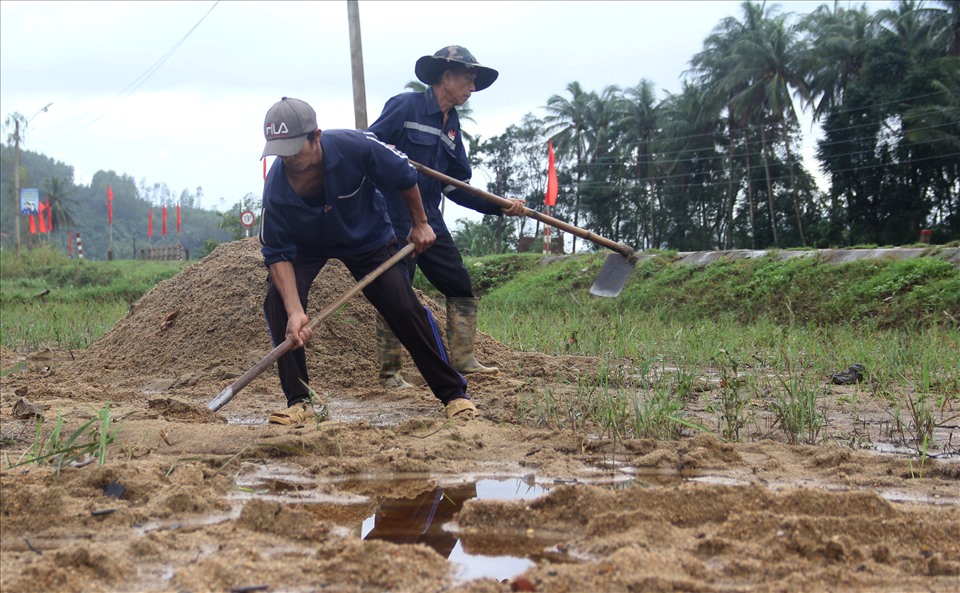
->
[50,238,522,404]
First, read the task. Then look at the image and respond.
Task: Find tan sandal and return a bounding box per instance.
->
[445,398,478,420]
[268,403,311,425]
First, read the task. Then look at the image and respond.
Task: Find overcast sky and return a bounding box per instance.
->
[1,0,892,224]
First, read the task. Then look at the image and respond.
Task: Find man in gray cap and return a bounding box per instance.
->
[367,45,526,390]
[258,97,477,424]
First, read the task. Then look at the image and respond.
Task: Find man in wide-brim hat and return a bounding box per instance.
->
[413,45,499,91]
[367,46,525,390]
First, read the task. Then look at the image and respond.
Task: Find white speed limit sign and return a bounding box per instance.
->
[240,210,255,228]
[240,210,255,237]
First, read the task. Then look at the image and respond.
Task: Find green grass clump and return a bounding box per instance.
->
[9,403,120,473]
[1,246,185,351]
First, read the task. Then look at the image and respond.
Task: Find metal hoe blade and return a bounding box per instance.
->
[589,253,636,298]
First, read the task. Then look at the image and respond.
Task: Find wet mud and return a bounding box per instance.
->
[1,238,958,593]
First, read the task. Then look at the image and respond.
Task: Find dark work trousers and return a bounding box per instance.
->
[400,230,475,298]
[263,241,467,407]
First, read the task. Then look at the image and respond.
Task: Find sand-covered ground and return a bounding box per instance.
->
[1,238,958,593]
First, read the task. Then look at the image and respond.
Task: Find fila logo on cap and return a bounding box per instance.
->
[265,122,290,137]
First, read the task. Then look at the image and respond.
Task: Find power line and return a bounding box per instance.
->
[547,120,959,176]
[39,2,220,142]
[570,151,960,192]
[115,2,220,101]
[563,104,958,164]
[541,89,956,161]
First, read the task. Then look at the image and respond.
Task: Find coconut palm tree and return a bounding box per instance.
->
[41,176,77,249]
[659,82,730,249]
[725,10,811,245]
[692,1,813,247]
[689,1,773,248]
[544,82,594,253]
[617,80,661,248]
[799,2,876,121]
[877,0,942,55]
[930,0,960,56]
[577,85,624,243]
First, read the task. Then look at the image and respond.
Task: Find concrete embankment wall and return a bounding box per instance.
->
[667,247,960,267]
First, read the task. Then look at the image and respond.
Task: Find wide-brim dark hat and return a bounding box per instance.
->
[415,45,499,91]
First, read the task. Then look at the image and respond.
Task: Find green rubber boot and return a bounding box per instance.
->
[446,297,499,375]
[376,313,413,389]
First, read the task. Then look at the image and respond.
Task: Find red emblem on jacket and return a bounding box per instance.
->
[447,129,456,141]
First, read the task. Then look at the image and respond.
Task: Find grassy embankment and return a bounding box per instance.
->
[2,244,958,450]
[449,249,958,448]
[1,247,186,353]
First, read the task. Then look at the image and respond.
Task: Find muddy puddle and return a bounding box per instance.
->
[227,466,639,582]
[213,461,960,584]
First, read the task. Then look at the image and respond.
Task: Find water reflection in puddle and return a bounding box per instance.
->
[230,456,960,585]
[358,479,553,582]
[233,467,626,583]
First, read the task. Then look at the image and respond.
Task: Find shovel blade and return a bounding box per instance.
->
[589,253,635,298]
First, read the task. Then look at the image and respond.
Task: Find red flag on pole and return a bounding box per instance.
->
[107,185,114,225]
[148,208,153,238]
[68,229,73,253]
[46,199,52,232]
[38,202,48,233]
[545,140,558,207]
[162,205,168,236]
[177,203,182,233]
[29,214,37,234]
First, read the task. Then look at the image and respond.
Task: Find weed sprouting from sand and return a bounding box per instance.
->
[301,381,330,425]
[910,434,930,479]
[10,403,119,472]
[93,403,115,465]
[629,385,685,440]
[706,349,751,441]
[770,351,825,445]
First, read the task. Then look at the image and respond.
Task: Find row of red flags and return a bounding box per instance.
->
[35,146,555,238]
[107,184,181,237]
[27,200,53,234]
[30,185,182,237]
[145,205,181,237]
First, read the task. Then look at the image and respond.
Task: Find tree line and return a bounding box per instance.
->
[461,0,959,254]
[3,1,956,260]
[0,144,240,261]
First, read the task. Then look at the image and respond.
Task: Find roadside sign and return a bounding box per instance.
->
[240,210,255,237]
[240,210,255,228]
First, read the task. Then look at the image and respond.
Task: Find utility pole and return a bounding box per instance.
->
[10,103,53,255]
[347,0,367,129]
[13,117,22,255]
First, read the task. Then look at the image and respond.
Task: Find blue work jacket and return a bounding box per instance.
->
[367,87,501,240]
[259,129,418,266]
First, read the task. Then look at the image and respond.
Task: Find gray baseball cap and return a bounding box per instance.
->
[261,97,318,158]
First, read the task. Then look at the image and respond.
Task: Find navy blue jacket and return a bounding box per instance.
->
[367,88,501,240]
[259,129,418,266]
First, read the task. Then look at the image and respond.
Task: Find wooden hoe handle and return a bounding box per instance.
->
[207,242,416,412]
